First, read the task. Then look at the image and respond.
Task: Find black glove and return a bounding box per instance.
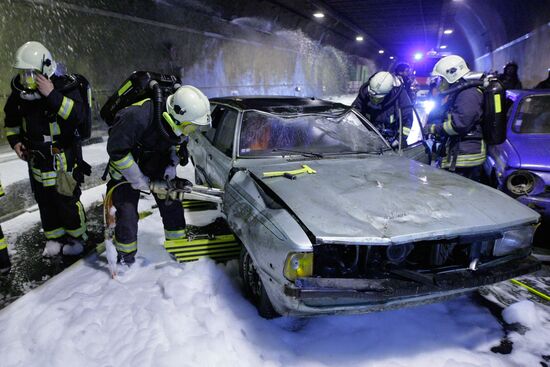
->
[177,141,189,167]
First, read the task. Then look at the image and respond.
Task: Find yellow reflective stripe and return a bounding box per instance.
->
[43,179,56,187]
[112,153,135,170]
[0,237,7,251]
[58,96,75,120]
[87,86,93,108]
[442,141,486,168]
[5,127,20,136]
[45,227,65,239]
[66,202,87,238]
[55,152,68,172]
[49,122,61,136]
[42,171,57,179]
[164,229,187,240]
[118,80,132,96]
[108,164,124,180]
[0,183,4,196]
[402,127,411,136]
[114,237,137,253]
[494,94,502,113]
[443,113,458,135]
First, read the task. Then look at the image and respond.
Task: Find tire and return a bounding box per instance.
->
[239,247,280,319]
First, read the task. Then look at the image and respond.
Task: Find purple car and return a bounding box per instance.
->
[484,89,550,219]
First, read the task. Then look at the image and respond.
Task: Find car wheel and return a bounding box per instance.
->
[239,247,280,319]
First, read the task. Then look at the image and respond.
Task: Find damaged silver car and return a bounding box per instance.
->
[188,96,540,318]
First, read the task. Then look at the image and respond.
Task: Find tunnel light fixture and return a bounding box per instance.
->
[389,56,395,60]
[414,52,423,60]
[378,49,384,54]
[356,36,364,42]
[313,12,325,18]
[440,45,448,49]
[443,29,453,35]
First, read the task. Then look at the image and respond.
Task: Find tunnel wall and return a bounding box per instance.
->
[475,23,550,88]
[0,0,378,147]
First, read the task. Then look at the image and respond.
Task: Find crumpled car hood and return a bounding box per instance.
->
[246,156,540,245]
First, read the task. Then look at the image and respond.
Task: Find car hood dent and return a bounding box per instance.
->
[247,156,540,245]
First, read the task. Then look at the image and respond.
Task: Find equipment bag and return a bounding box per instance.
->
[481,77,507,145]
[100,71,181,126]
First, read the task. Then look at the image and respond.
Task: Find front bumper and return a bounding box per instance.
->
[280,255,540,316]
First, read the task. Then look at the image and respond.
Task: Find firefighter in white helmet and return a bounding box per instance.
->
[352,71,414,147]
[424,55,486,180]
[106,84,211,266]
[3,41,89,257]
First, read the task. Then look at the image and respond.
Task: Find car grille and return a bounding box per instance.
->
[313,240,498,278]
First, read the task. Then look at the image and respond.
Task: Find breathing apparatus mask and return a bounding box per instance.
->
[18,69,40,90]
[162,112,200,137]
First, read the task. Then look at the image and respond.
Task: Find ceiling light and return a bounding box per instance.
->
[389,56,394,60]
[356,36,364,42]
[313,12,325,18]
[440,45,447,49]
[443,29,453,35]
[378,49,384,54]
[414,52,423,60]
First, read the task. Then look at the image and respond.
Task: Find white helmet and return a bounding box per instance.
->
[367,71,399,98]
[13,41,57,77]
[432,55,470,84]
[164,85,211,136]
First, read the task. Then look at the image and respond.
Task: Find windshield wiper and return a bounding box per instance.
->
[335,150,384,155]
[272,148,324,158]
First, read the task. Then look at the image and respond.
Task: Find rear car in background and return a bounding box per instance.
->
[484,90,550,220]
[189,96,540,317]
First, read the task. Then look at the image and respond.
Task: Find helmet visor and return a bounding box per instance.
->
[19,69,39,90]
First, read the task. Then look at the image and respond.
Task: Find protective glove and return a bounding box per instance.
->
[120,161,150,191]
[423,123,441,138]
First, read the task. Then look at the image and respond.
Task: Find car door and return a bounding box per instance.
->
[203,105,239,188]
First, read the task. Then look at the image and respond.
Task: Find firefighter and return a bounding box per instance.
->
[3,41,88,256]
[394,62,416,101]
[106,85,211,266]
[0,180,11,275]
[352,71,413,148]
[498,62,523,90]
[424,55,485,180]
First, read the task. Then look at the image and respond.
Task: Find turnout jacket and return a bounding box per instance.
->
[352,85,413,144]
[4,75,86,187]
[430,84,485,169]
[107,99,180,181]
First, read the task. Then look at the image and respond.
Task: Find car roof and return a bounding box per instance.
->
[506,89,550,102]
[209,96,350,113]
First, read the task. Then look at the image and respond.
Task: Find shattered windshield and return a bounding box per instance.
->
[238,110,387,157]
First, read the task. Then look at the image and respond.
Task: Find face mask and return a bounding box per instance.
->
[19,69,39,90]
[370,95,384,104]
[437,78,450,92]
[163,112,198,136]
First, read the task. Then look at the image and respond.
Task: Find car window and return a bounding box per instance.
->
[204,105,226,143]
[238,110,387,157]
[512,95,550,134]
[213,109,238,156]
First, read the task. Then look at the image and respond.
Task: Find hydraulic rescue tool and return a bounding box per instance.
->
[149,178,223,204]
[102,178,225,277]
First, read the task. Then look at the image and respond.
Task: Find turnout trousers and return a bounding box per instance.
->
[107,180,186,263]
[30,173,87,242]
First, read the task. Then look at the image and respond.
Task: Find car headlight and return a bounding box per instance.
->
[283,252,313,281]
[506,171,535,196]
[493,225,537,256]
